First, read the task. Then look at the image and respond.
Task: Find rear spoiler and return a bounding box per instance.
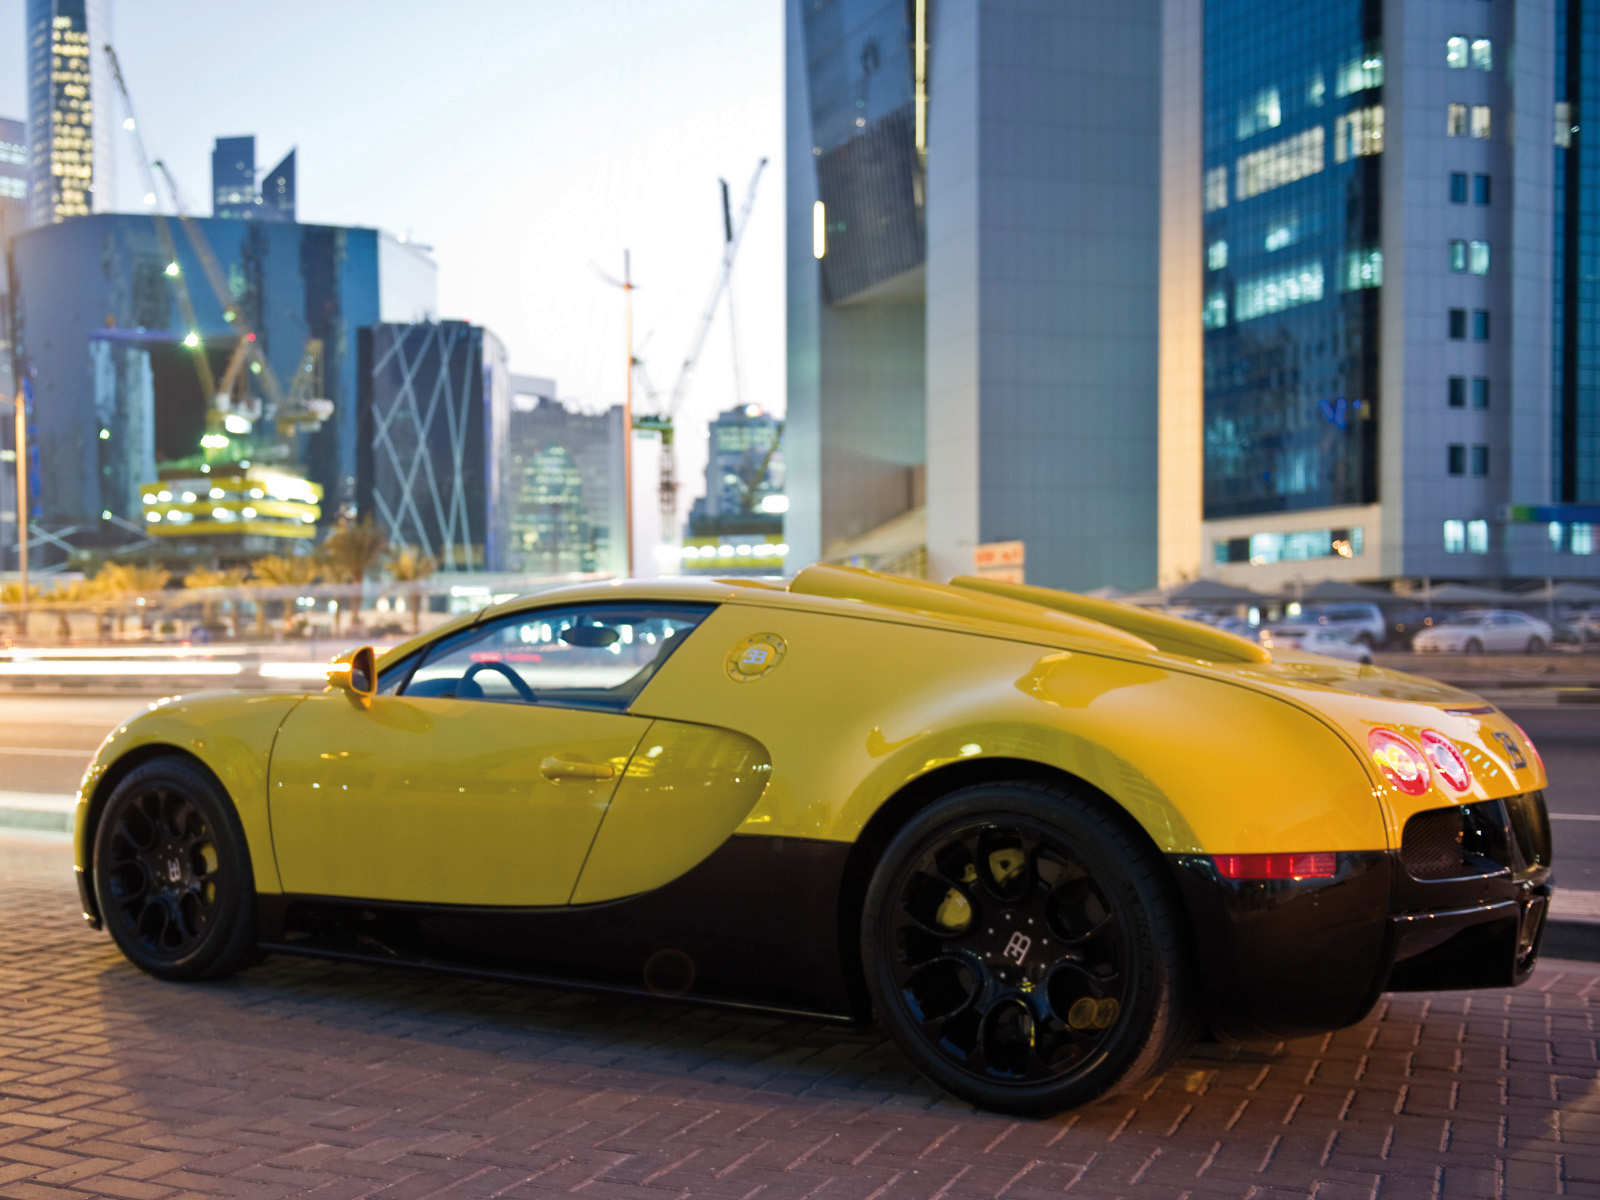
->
[948,576,1270,664]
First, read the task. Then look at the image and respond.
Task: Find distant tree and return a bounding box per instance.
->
[92,563,170,634]
[183,567,246,629]
[0,581,38,638]
[385,545,438,635]
[317,516,389,635]
[249,555,319,635]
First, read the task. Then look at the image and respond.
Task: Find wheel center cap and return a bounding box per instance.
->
[982,904,1052,978]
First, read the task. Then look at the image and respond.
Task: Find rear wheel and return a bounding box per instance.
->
[1527,636,1546,654]
[92,757,258,981]
[862,782,1193,1114]
[1464,637,1484,655]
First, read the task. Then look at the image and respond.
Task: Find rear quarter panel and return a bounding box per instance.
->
[634,603,1387,855]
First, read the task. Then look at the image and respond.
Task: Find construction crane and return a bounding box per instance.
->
[634,157,768,550]
[102,45,216,403]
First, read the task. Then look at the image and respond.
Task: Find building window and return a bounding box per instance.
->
[1203,291,1228,329]
[1467,519,1489,554]
[1575,525,1597,555]
[1450,240,1468,272]
[1335,50,1383,97]
[1448,103,1468,136]
[1264,222,1297,252]
[1472,445,1489,476]
[1474,174,1491,205]
[1471,105,1492,138]
[1216,527,1364,566]
[1557,101,1574,148]
[1236,127,1325,201]
[1450,172,1469,203]
[1444,520,1466,553]
[1469,241,1490,274]
[1472,377,1490,408]
[1207,239,1228,270]
[1447,36,1469,69]
[1236,86,1282,141]
[1334,106,1384,161]
[1341,248,1382,290]
[1471,39,1492,70]
[1204,167,1229,212]
[1449,376,1466,408]
[1449,445,1467,475]
[1473,309,1490,341]
[1450,308,1467,339]
[1236,261,1326,322]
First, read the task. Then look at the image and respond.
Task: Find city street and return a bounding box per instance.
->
[0,832,1597,1199]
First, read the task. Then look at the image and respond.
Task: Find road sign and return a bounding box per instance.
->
[973,540,1025,583]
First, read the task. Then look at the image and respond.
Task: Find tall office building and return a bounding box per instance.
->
[1168,0,1600,587]
[0,116,25,566]
[504,378,629,579]
[356,322,511,572]
[25,0,113,226]
[786,0,1164,591]
[212,135,296,222]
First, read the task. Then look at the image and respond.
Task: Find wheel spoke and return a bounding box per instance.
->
[101,783,226,962]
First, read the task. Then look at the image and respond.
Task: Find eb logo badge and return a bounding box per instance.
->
[726,633,786,682]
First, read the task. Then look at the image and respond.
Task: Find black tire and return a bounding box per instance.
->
[861,781,1194,1114]
[1527,636,1546,654]
[1464,638,1483,655]
[1356,632,1376,649]
[92,757,259,981]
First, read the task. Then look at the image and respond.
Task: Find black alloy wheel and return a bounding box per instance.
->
[1464,638,1484,655]
[93,758,258,981]
[863,782,1194,1114]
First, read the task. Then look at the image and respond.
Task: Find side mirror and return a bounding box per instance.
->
[328,645,378,707]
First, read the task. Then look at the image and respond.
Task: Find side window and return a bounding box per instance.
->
[400,603,712,711]
[376,650,422,695]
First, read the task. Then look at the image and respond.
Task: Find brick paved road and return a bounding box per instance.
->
[2,835,1597,1200]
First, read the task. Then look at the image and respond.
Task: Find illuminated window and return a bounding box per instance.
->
[1471,39,1492,70]
[1557,102,1574,147]
[1203,291,1228,329]
[1444,520,1466,553]
[1448,103,1467,136]
[1449,377,1466,408]
[1450,240,1467,272]
[1236,86,1282,141]
[1236,127,1324,201]
[1471,105,1491,138]
[1207,240,1228,270]
[1235,261,1324,322]
[1467,520,1489,554]
[1265,222,1297,252]
[1447,36,1469,69]
[1469,240,1489,274]
[1204,167,1229,212]
[1334,105,1384,160]
[1450,172,1468,203]
[1342,248,1382,290]
[1335,50,1383,96]
[1575,525,1596,555]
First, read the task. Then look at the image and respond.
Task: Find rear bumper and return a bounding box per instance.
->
[1168,793,1552,1041]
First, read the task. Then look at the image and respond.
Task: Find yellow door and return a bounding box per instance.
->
[267,601,713,906]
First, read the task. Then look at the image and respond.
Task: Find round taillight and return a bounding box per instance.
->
[1368,728,1431,795]
[1419,730,1472,793]
[1513,722,1546,778]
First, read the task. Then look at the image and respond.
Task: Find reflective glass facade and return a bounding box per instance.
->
[25,0,100,226]
[504,389,627,579]
[800,0,924,301]
[1201,0,1381,520]
[1556,0,1600,503]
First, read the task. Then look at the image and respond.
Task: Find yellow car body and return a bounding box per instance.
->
[75,564,1553,1055]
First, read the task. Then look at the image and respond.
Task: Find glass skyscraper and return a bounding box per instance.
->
[24,0,113,226]
[212,135,297,223]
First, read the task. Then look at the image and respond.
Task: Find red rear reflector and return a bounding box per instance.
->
[1419,730,1472,793]
[1368,728,1431,795]
[1213,853,1339,881]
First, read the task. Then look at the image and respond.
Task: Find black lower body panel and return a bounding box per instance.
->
[257,834,860,1020]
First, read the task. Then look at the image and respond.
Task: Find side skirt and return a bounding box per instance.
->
[256,834,863,1021]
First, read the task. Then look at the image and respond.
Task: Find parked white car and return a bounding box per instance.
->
[1293,602,1387,648]
[1411,609,1553,654]
[1260,624,1374,664]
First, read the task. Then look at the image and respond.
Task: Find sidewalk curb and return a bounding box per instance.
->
[1541,919,1600,962]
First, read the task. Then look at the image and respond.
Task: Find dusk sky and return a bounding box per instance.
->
[0,0,785,512]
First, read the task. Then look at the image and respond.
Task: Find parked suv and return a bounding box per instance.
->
[1294,602,1387,648]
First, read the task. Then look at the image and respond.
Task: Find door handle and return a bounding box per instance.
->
[540,755,616,782]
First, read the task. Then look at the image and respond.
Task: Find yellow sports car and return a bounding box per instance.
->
[74,566,1553,1113]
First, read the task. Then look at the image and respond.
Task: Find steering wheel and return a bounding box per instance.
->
[460,660,538,702]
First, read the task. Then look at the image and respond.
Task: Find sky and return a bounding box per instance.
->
[0,0,785,517]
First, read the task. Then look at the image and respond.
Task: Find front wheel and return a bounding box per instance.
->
[92,757,259,981]
[861,782,1194,1114]
[1527,636,1546,654]
[1464,638,1484,655]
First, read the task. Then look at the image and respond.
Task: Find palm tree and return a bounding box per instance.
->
[183,567,246,631]
[93,563,169,634]
[318,516,389,636]
[385,545,438,635]
[250,555,319,635]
